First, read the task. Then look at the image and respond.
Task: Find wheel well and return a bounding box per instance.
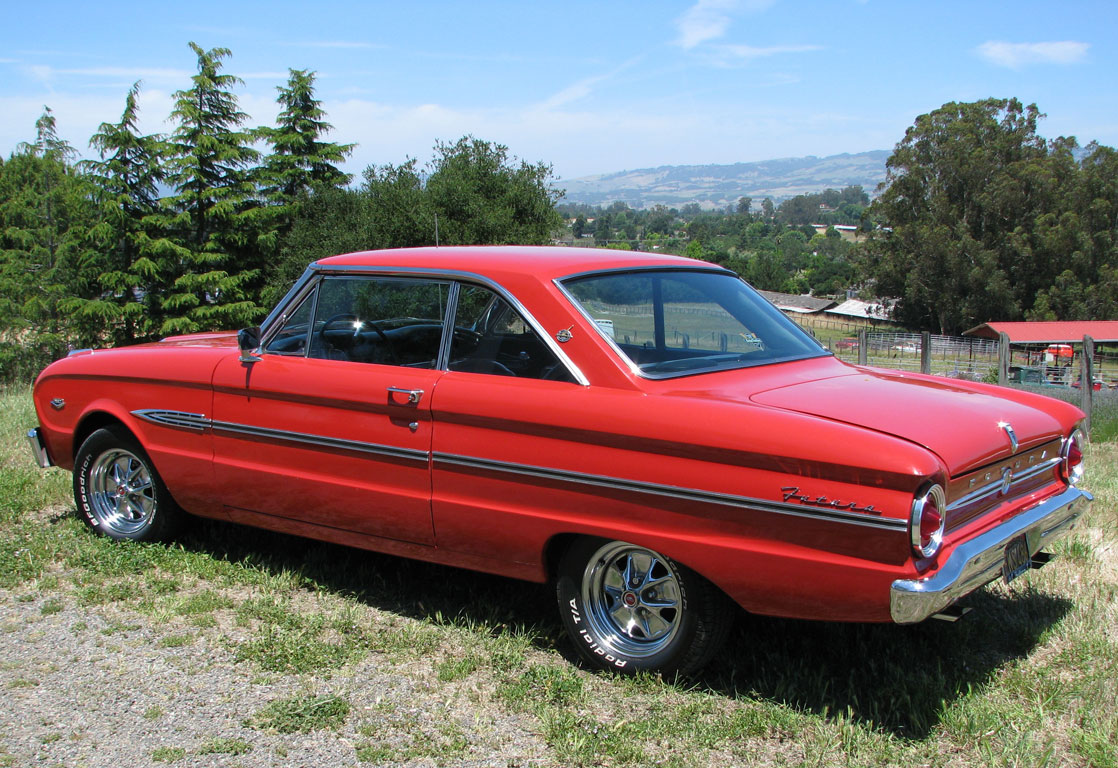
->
[542,533,583,582]
[72,412,133,459]
[542,532,738,612]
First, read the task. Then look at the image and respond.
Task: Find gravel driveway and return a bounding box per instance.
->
[0,578,553,767]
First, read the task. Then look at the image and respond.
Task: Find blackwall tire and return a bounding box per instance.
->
[74,426,183,542]
[556,537,730,675]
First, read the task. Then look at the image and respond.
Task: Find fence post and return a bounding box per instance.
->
[998,332,1010,385]
[1081,335,1094,435]
[858,328,867,366]
[920,332,931,375]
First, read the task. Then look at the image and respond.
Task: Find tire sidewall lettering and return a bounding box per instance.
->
[577,629,626,668]
[77,453,97,524]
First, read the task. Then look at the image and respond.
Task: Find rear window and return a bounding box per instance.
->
[561,269,827,377]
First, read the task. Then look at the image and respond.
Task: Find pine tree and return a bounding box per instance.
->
[0,109,95,375]
[75,82,167,343]
[258,68,353,204]
[257,68,354,303]
[151,42,265,335]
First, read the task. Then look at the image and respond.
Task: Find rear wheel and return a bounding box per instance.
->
[556,538,730,675]
[74,427,183,542]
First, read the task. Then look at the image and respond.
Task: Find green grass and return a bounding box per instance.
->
[196,737,253,755]
[2,387,1117,767]
[247,694,350,734]
[150,746,186,763]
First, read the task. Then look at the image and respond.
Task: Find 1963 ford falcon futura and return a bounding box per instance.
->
[27,247,1092,674]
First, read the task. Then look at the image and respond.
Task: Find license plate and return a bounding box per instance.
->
[1003,534,1031,583]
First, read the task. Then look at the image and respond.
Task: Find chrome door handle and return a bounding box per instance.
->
[387,387,424,404]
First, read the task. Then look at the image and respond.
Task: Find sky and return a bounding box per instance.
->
[2,0,1116,183]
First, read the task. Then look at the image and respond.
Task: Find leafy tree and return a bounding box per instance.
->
[425,136,562,245]
[363,159,434,247]
[150,42,267,335]
[265,187,377,306]
[75,82,167,344]
[868,99,1057,333]
[572,214,588,238]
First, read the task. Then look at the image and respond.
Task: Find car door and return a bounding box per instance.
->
[430,283,594,562]
[210,274,450,545]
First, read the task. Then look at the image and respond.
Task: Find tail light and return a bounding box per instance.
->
[1060,429,1085,486]
[911,484,946,559]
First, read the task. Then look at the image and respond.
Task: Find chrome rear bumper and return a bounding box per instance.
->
[890,485,1092,624]
[27,427,53,469]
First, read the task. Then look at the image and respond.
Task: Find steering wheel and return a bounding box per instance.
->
[319,313,395,360]
[452,327,483,353]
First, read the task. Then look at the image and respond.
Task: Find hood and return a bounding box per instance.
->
[750,369,1066,475]
[156,331,239,348]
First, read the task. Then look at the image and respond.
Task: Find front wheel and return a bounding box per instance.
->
[74,426,183,542]
[556,538,730,675]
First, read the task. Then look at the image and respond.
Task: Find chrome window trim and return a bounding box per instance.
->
[261,267,317,334]
[260,263,589,386]
[436,282,461,371]
[260,273,321,352]
[434,452,908,532]
[553,278,644,377]
[553,267,829,381]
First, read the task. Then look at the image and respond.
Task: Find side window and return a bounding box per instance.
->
[264,289,315,356]
[308,276,449,367]
[449,284,574,382]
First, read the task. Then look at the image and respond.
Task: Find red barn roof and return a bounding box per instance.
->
[963,321,1118,343]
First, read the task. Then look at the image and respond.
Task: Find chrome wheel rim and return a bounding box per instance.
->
[87,449,157,535]
[582,542,683,658]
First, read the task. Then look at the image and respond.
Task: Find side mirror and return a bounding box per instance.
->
[237,327,262,363]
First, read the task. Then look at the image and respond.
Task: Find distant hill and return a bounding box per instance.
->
[556,150,891,210]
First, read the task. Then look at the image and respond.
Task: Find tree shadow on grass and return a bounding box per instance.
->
[57,510,1073,740]
[693,586,1073,739]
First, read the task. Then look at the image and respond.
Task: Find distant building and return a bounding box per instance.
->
[756,290,834,314]
[826,298,895,323]
[809,224,866,243]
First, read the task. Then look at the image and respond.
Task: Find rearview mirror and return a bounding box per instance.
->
[237,327,262,363]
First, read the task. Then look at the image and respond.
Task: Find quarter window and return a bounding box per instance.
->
[449,284,574,381]
[264,291,314,356]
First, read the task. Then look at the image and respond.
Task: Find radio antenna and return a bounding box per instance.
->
[434,213,440,247]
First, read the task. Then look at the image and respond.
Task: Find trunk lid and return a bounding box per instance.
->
[749,369,1065,475]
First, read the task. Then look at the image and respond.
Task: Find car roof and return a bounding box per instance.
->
[314,246,723,285]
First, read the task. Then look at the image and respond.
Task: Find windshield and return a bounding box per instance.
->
[561,268,828,378]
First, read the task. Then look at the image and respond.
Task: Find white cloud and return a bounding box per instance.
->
[977,40,1089,69]
[537,73,612,111]
[674,0,777,49]
[675,0,741,49]
[535,58,640,111]
[711,43,822,65]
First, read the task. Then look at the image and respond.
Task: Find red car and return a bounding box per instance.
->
[27,247,1092,674]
